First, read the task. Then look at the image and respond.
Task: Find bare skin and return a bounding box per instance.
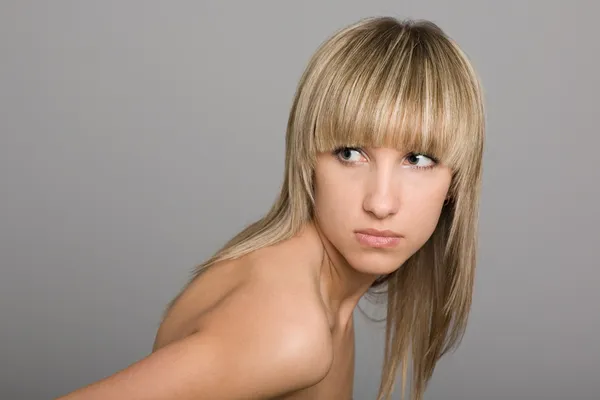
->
[153,222,357,399]
[56,147,451,399]
[57,224,356,400]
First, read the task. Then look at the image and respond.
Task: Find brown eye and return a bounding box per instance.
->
[404,153,436,168]
[341,149,353,160]
[335,147,363,162]
[406,154,420,165]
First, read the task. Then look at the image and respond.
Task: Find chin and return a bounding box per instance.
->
[346,250,407,276]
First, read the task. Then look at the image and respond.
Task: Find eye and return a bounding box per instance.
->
[334,147,365,163]
[404,153,436,169]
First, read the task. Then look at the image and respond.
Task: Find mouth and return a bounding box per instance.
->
[354,228,403,248]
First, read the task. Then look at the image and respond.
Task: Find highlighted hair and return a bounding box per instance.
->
[169,16,485,400]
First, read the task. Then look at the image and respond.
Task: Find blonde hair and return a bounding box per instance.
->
[170,16,485,400]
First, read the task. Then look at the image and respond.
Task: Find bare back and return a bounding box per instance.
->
[153,231,356,399]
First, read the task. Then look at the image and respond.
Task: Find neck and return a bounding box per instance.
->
[306,221,379,329]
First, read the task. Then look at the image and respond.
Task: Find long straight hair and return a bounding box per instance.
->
[168,16,485,400]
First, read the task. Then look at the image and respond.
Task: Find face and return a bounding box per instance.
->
[313,146,452,276]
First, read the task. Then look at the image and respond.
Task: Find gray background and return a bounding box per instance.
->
[1,1,598,399]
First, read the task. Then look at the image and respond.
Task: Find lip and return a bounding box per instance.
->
[354,228,403,248]
[355,228,402,238]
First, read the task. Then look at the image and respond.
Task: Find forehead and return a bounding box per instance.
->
[295,24,483,175]
[313,100,455,165]
[320,68,467,161]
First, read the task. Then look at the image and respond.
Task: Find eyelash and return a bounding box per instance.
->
[332,147,438,170]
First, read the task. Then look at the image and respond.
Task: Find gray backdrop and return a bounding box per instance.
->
[1,1,599,399]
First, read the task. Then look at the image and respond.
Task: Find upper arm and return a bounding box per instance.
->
[57,285,333,400]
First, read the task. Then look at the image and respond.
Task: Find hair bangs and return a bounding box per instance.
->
[311,24,481,173]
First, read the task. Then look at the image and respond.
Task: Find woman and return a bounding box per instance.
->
[58,16,485,400]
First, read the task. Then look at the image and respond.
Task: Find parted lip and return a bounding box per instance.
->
[355,228,403,238]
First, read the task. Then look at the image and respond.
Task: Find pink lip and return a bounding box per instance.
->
[354,229,402,248]
[355,228,402,237]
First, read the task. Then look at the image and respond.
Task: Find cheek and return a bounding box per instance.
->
[313,171,355,220]
[312,165,360,241]
[404,184,449,241]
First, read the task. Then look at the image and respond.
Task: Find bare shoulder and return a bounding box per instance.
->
[184,245,335,395]
[195,260,334,383]
[154,231,329,352]
[193,246,334,372]
[58,246,333,400]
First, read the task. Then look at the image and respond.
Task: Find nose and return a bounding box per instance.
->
[362,168,400,219]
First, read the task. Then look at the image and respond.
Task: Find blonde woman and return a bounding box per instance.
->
[59,15,485,400]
